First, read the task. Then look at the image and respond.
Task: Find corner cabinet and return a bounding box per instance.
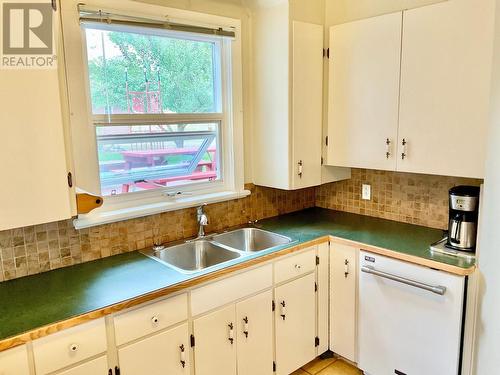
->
[251,1,326,190]
[397,0,495,178]
[326,0,494,179]
[0,0,74,230]
[330,243,358,362]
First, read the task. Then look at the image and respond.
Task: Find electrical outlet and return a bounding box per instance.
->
[362,184,371,200]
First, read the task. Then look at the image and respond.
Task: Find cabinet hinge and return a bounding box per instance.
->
[108,369,112,375]
[114,366,121,375]
[316,255,320,265]
[67,172,73,188]
[190,334,195,347]
[273,361,276,372]
[272,300,276,311]
[315,282,318,292]
[321,156,324,166]
[51,0,57,11]
[315,336,320,347]
[325,136,329,146]
[323,48,330,58]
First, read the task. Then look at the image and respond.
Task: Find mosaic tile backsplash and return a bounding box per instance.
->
[0,169,483,282]
[316,168,482,230]
[0,184,315,281]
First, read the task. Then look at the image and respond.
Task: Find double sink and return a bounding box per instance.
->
[142,228,294,274]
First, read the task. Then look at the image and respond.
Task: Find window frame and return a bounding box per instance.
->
[61,0,247,228]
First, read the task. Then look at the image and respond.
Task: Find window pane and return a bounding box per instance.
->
[96,123,220,196]
[84,26,222,114]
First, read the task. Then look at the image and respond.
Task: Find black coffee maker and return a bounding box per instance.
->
[446,186,480,252]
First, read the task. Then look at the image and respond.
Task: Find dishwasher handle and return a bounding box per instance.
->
[361,265,447,296]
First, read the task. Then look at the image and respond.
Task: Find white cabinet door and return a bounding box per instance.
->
[275,273,316,375]
[118,323,190,375]
[327,12,402,171]
[316,242,330,355]
[0,345,30,375]
[330,243,357,362]
[57,356,108,375]
[0,4,72,230]
[398,0,494,178]
[193,305,236,375]
[291,21,323,189]
[236,290,273,375]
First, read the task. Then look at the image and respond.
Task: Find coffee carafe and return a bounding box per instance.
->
[446,186,480,252]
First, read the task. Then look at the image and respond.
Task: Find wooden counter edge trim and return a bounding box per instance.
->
[0,236,329,352]
[329,236,476,276]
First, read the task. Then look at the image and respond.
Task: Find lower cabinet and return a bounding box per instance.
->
[275,273,316,375]
[118,323,190,375]
[0,345,30,375]
[193,304,237,375]
[330,243,358,362]
[57,356,109,375]
[236,290,274,375]
[193,290,274,375]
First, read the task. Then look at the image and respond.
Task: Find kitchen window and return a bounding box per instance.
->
[62,1,246,227]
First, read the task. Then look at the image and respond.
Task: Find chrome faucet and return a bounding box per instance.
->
[196,204,209,238]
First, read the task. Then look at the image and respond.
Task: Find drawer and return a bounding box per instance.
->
[114,293,188,346]
[57,355,108,375]
[33,318,107,375]
[191,264,273,316]
[274,246,317,283]
[0,345,30,375]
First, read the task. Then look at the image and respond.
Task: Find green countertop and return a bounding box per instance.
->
[0,208,473,342]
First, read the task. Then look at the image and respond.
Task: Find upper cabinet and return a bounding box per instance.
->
[397,0,495,178]
[327,12,402,171]
[252,0,327,190]
[0,2,74,230]
[326,0,495,179]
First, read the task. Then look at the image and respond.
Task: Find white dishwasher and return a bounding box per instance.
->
[358,251,465,375]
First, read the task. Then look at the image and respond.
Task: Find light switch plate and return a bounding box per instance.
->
[362,184,371,200]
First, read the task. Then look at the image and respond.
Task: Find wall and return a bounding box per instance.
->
[0,184,315,282]
[473,0,500,372]
[316,169,481,230]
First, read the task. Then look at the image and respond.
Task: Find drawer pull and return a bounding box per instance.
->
[68,343,79,353]
[151,316,159,325]
[179,344,186,368]
[294,264,301,270]
[243,316,249,338]
[228,323,234,344]
[344,259,350,278]
[280,301,286,320]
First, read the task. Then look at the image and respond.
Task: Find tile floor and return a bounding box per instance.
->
[291,356,363,375]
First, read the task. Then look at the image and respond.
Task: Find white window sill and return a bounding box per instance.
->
[73,189,251,229]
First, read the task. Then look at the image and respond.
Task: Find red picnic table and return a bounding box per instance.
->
[118,147,217,193]
[121,147,217,170]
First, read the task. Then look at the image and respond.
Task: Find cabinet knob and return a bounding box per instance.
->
[401,138,408,160]
[68,343,79,353]
[280,301,286,320]
[294,264,302,270]
[297,160,303,178]
[151,316,159,324]
[344,259,350,278]
[243,316,249,338]
[179,344,186,368]
[228,323,234,344]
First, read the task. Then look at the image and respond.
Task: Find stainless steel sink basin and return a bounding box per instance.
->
[143,240,241,274]
[212,228,293,253]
